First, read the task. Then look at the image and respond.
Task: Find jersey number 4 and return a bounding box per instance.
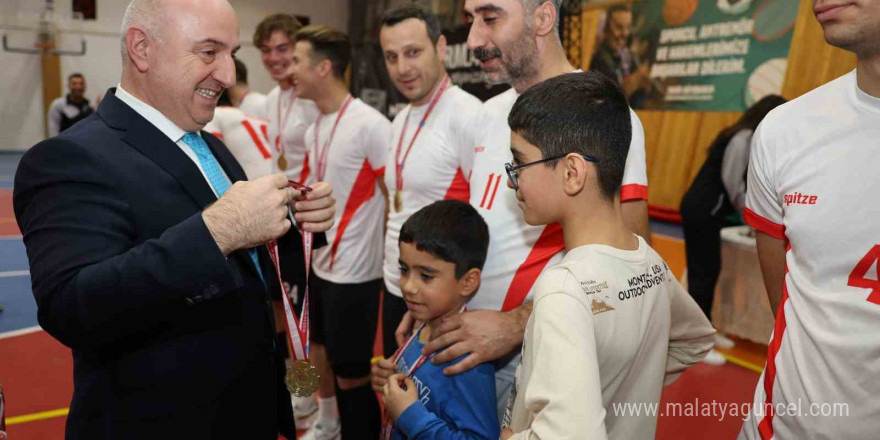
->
[848,245,880,305]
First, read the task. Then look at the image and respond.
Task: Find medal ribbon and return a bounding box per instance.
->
[394,76,451,193]
[381,304,466,439]
[265,183,313,361]
[275,89,296,156]
[314,94,354,182]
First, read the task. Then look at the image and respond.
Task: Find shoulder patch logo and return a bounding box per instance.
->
[591,298,615,315]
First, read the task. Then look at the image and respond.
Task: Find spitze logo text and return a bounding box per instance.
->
[784,192,817,206]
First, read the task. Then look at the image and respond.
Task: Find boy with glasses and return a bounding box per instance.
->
[500,72,714,439]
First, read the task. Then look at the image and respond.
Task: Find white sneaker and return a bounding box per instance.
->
[299,422,341,440]
[292,394,318,430]
[714,333,735,349]
[702,349,727,366]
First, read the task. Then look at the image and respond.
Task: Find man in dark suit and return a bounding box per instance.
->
[12,0,336,438]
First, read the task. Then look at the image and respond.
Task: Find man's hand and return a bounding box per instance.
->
[423,305,532,376]
[371,357,397,394]
[500,427,514,439]
[383,374,419,421]
[394,311,417,347]
[291,181,335,233]
[202,173,293,255]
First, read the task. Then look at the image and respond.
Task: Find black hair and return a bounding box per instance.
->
[508,71,631,200]
[68,72,84,81]
[702,94,786,158]
[380,4,442,45]
[294,25,351,79]
[234,57,248,84]
[725,95,787,140]
[399,200,489,279]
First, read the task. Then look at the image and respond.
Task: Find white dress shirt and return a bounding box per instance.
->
[115,84,231,196]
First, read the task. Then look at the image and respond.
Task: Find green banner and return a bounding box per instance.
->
[590,0,799,111]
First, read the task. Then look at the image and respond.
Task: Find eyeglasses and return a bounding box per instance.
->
[505,153,599,190]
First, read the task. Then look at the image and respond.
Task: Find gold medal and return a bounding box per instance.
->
[285,360,320,397]
[394,191,403,212]
[277,155,288,171]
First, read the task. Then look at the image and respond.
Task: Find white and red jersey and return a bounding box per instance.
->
[204,106,273,180]
[739,70,880,440]
[468,88,648,312]
[305,98,390,284]
[239,90,268,119]
[265,86,320,182]
[383,85,483,296]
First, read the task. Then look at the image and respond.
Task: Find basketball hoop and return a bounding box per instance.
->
[1,0,87,56]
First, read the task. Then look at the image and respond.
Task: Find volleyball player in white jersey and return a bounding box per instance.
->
[292,26,390,440]
[254,14,320,183]
[739,3,880,439]
[389,0,650,417]
[204,89,272,179]
[376,5,484,358]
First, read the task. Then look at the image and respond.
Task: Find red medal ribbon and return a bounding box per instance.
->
[394,76,451,193]
[380,304,465,439]
[265,180,314,361]
[314,94,355,182]
[275,89,296,156]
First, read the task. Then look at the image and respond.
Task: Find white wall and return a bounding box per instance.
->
[0,0,348,151]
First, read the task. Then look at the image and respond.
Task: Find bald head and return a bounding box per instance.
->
[121,0,165,63]
[119,0,240,132]
[120,0,237,64]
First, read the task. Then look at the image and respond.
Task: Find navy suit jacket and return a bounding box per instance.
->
[13,89,306,439]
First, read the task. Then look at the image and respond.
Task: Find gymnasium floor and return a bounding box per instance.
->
[0,152,768,439]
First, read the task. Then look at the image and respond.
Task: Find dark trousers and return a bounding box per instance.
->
[680,190,735,321]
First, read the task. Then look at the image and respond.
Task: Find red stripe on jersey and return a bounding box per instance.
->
[480,173,494,208]
[329,159,378,271]
[298,152,311,184]
[241,120,272,159]
[260,124,269,141]
[210,132,224,140]
[758,243,791,439]
[620,183,648,201]
[443,168,470,202]
[744,208,786,240]
[758,251,791,440]
[500,222,565,312]
[486,175,502,210]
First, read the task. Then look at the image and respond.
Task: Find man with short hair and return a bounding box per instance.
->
[13,0,336,438]
[374,5,484,360]
[291,25,390,440]
[227,57,268,117]
[738,2,880,438]
[48,73,94,136]
[254,14,320,183]
[391,0,651,417]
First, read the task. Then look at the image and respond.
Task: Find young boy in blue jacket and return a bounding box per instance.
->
[371,200,498,439]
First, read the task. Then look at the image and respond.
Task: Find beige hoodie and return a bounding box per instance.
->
[507,236,715,439]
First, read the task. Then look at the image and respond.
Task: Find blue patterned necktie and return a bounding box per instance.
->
[182,132,265,283]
